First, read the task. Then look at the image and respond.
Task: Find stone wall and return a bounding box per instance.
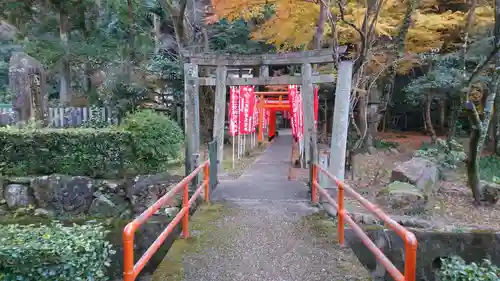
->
[0,172,200,279]
[345,227,500,281]
[1,173,185,217]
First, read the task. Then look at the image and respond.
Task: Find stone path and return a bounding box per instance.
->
[152,131,370,281]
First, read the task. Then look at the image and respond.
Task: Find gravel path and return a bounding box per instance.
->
[152,132,371,281]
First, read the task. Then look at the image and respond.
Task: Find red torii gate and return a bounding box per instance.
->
[255,91,290,142]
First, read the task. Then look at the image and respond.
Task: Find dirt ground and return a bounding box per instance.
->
[345,132,500,230]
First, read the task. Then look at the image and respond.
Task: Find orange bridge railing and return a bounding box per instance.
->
[311,164,418,281]
[122,160,210,281]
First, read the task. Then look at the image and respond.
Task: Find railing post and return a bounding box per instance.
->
[404,234,418,281]
[203,163,210,202]
[181,184,190,238]
[123,228,135,281]
[311,164,318,205]
[208,140,218,193]
[337,181,345,246]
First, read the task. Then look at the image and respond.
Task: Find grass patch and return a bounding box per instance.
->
[299,212,371,281]
[151,203,232,281]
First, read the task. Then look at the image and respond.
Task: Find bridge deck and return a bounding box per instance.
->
[152,132,370,281]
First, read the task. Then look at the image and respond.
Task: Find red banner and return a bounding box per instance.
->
[238,86,255,134]
[252,91,258,133]
[288,85,302,138]
[228,86,239,136]
[314,86,319,128]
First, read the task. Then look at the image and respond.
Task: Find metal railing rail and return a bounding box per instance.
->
[311,164,418,281]
[122,160,210,281]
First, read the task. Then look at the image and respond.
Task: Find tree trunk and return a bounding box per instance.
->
[371,0,419,147]
[425,93,437,142]
[464,0,500,204]
[356,93,368,150]
[447,96,460,143]
[467,105,483,203]
[494,0,500,156]
[80,8,94,97]
[313,0,326,49]
[495,93,500,155]
[439,99,446,133]
[59,11,71,105]
[126,0,135,80]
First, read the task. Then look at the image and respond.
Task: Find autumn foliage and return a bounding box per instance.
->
[207,0,494,58]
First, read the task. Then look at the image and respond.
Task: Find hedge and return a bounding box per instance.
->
[0,110,184,178]
[0,128,135,178]
[0,223,115,281]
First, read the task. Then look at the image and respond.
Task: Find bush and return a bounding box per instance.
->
[121,110,183,173]
[0,111,184,177]
[414,138,466,169]
[440,256,499,281]
[479,155,500,183]
[0,223,115,281]
[0,128,134,177]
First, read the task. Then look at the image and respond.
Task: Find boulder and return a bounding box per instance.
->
[377,181,426,215]
[4,184,33,209]
[391,157,438,186]
[34,208,55,217]
[480,181,500,204]
[415,164,439,195]
[31,175,95,214]
[125,173,183,214]
[88,193,131,218]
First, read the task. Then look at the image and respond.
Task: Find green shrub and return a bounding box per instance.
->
[480,155,500,183]
[0,128,134,177]
[440,256,499,281]
[0,223,115,281]
[0,111,184,177]
[121,110,183,173]
[374,139,399,150]
[414,138,466,169]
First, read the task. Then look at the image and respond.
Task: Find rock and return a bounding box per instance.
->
[415,165,439,192]
[95,179,127,195]
[88,193,130,217]
[389,148,399,155]
[125,173,183,214]
[391,157,438,185]
[34,208,55,217]
[7,177,33,185]
[164,207,180,218]
[4,184,32,209]
[480,181,500,204]
[31,175,95,215]
[377,181,426,215]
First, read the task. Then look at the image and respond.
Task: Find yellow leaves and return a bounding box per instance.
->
[472,6,494,31]
[211,0,267,21]
[209,0,494,59]
[252,1,319,50]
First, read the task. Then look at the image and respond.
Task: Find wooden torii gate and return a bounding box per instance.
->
[181,48,345,174]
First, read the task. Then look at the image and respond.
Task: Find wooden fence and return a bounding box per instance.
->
[0,105,116,127]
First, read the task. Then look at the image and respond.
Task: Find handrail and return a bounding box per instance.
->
[311,164,417,281]
[123,160,210,281]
